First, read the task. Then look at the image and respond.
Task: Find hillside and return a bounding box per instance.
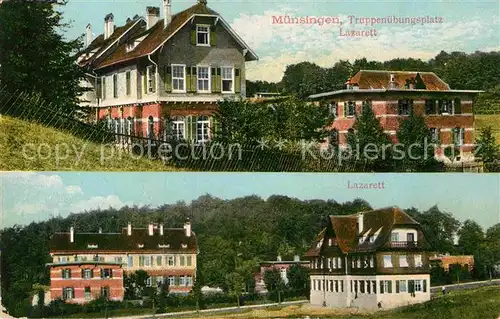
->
[0,115,176,171]
[475,114,500,144]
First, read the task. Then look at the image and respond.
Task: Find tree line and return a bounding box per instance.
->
[1,195,499,316]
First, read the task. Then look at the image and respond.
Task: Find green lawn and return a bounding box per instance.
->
[0,115,180,171]
[188,286,500,319]
[475,114,500,144]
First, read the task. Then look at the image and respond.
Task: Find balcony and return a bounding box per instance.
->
[389,241,419,248]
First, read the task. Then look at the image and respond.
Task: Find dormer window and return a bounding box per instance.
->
[369,235,376,243]
[137,243,144,248]
[328,238,332,246]
[196,25,210,46]
[126,43,135,52]
[181,244,188,249]
[316,238,323,249]
[87,244,98,249]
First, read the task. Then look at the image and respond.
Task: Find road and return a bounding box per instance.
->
[430,278,500,295]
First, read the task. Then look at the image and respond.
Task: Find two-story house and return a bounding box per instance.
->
[48,220,198,302]
[305,207,432,310]
[309,70,483,163]
[78,0,257,142]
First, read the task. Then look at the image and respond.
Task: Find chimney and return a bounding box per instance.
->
[389,73,397,89]
[159,223,164,236]
[85,24,93,48]
[146,6,160,30]
[184,219,192,237]
[163,0,172,27]
[357,213,364,234]
[70,227,74,243]
[127,222,132,236]
[148,223,154,236]
[104,13,114,40]
[277,255,282,262]
[293,255,300,262]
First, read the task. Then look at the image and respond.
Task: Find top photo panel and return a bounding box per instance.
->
[0,0,499,172]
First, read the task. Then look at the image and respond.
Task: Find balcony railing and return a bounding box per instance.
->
[389,241,419,248]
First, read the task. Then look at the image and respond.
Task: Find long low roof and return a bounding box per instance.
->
[309,88,484,100]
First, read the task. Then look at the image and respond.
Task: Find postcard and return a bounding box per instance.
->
[0,0,498,172]
[1,172,499,318]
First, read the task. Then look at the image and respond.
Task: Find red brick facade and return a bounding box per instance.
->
[48,262,124,304]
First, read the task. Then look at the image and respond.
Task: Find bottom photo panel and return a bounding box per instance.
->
[1,173,499,319]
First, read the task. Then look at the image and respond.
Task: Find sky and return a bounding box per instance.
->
[60,0,500,82]
[1,172,499,230]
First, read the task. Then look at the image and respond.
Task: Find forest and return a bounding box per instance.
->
[2,195,499,316]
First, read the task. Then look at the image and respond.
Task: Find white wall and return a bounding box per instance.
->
[391,228,418,242]
[100,64,139,107]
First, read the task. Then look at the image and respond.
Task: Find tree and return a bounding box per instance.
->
[396,113,441,171]
[347,102,393,171]
[225,272,245,306]
[457,220,484,255]
[263,268,285,302]
[280,62,330,98]
[286,264,309,297]
[475,126,499,163]
[0,0,87,115]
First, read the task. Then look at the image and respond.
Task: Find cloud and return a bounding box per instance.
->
[66,185,84,195]
[231,9,498,82]
[12,203,49,215]
[69,195,132,214]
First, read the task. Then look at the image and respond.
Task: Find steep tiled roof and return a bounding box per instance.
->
[50,228,197,253]
[306,207,424,256]
[79,19,142,66]
[94,2,251,69]
[346,70,450,91]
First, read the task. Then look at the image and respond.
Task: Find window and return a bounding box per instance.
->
[113,74,118,98]
[399,255,409,267]
[196,116,210,143]
[383,255,393,268]
[187,256,192,266]
[196,25,210,45]
[414,279,422,292]
[180,255,186,266]
[62,269,71,279]
[167,255,175,266]
[398,99,413,115]
[399,280,407,292]
[369,235,375,243]
[197,66,210,92]
[172,64,186,92]
[391,232,399,242]
[101,269,113,279]
[439,99,453,114]
[356,257,361,268]
[148,116,154,139]
[179,275,186,286]
[59,256,69,262]
[82,269,93,279]
[128,255,134,267]
[156,256,162,266]
[346,101,355,117]
[186,276,193,286]
[101,286,110,299]
[414,255,423,267]
[84,287,91,300]
[145,256,151,267]
[168,275,175,286]
[114,257,123,264]
[425,99,436,114]
[372,281,376,294]
[453,127,465,146]
[384,280,392,293]
[147,66,156,93]
[328,102,338,116]
[62,287,74,300]
[369,255,374,268]
[430,128,440,144]
[125,71,131,96]
[171,116,185,140]
[454,98,462,114]
[337,257,342,268]
[221,67,234,93]
[101,76,106,100]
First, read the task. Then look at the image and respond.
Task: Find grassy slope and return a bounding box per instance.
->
[475,115,500,144]
[191,286,500,319]
[0,116,177,171]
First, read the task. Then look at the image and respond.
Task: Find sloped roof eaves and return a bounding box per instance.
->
[305,228,326,257]
[351,70,450,91]
[330,216,358,253]
[49,229,197,253]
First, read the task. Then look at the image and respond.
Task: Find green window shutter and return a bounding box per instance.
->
[165,66,172,92]
[438,99,443,114]
[191,116,198,143]
[186,67,192,92]
[174,276,180,286]
[190,28,196,45]
[234,68,241,93]
[212,116,220,139]
[387,281,392,293]
[423,279,427,292]
[211,68,218,93]
[215,67,222,93]
[191,67,197,93]
[395,280,400,293]
[210,25,216,46]
[454,98,461,114]
[380,281,384,294]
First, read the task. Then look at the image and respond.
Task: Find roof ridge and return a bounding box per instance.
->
[360,70,434,74]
